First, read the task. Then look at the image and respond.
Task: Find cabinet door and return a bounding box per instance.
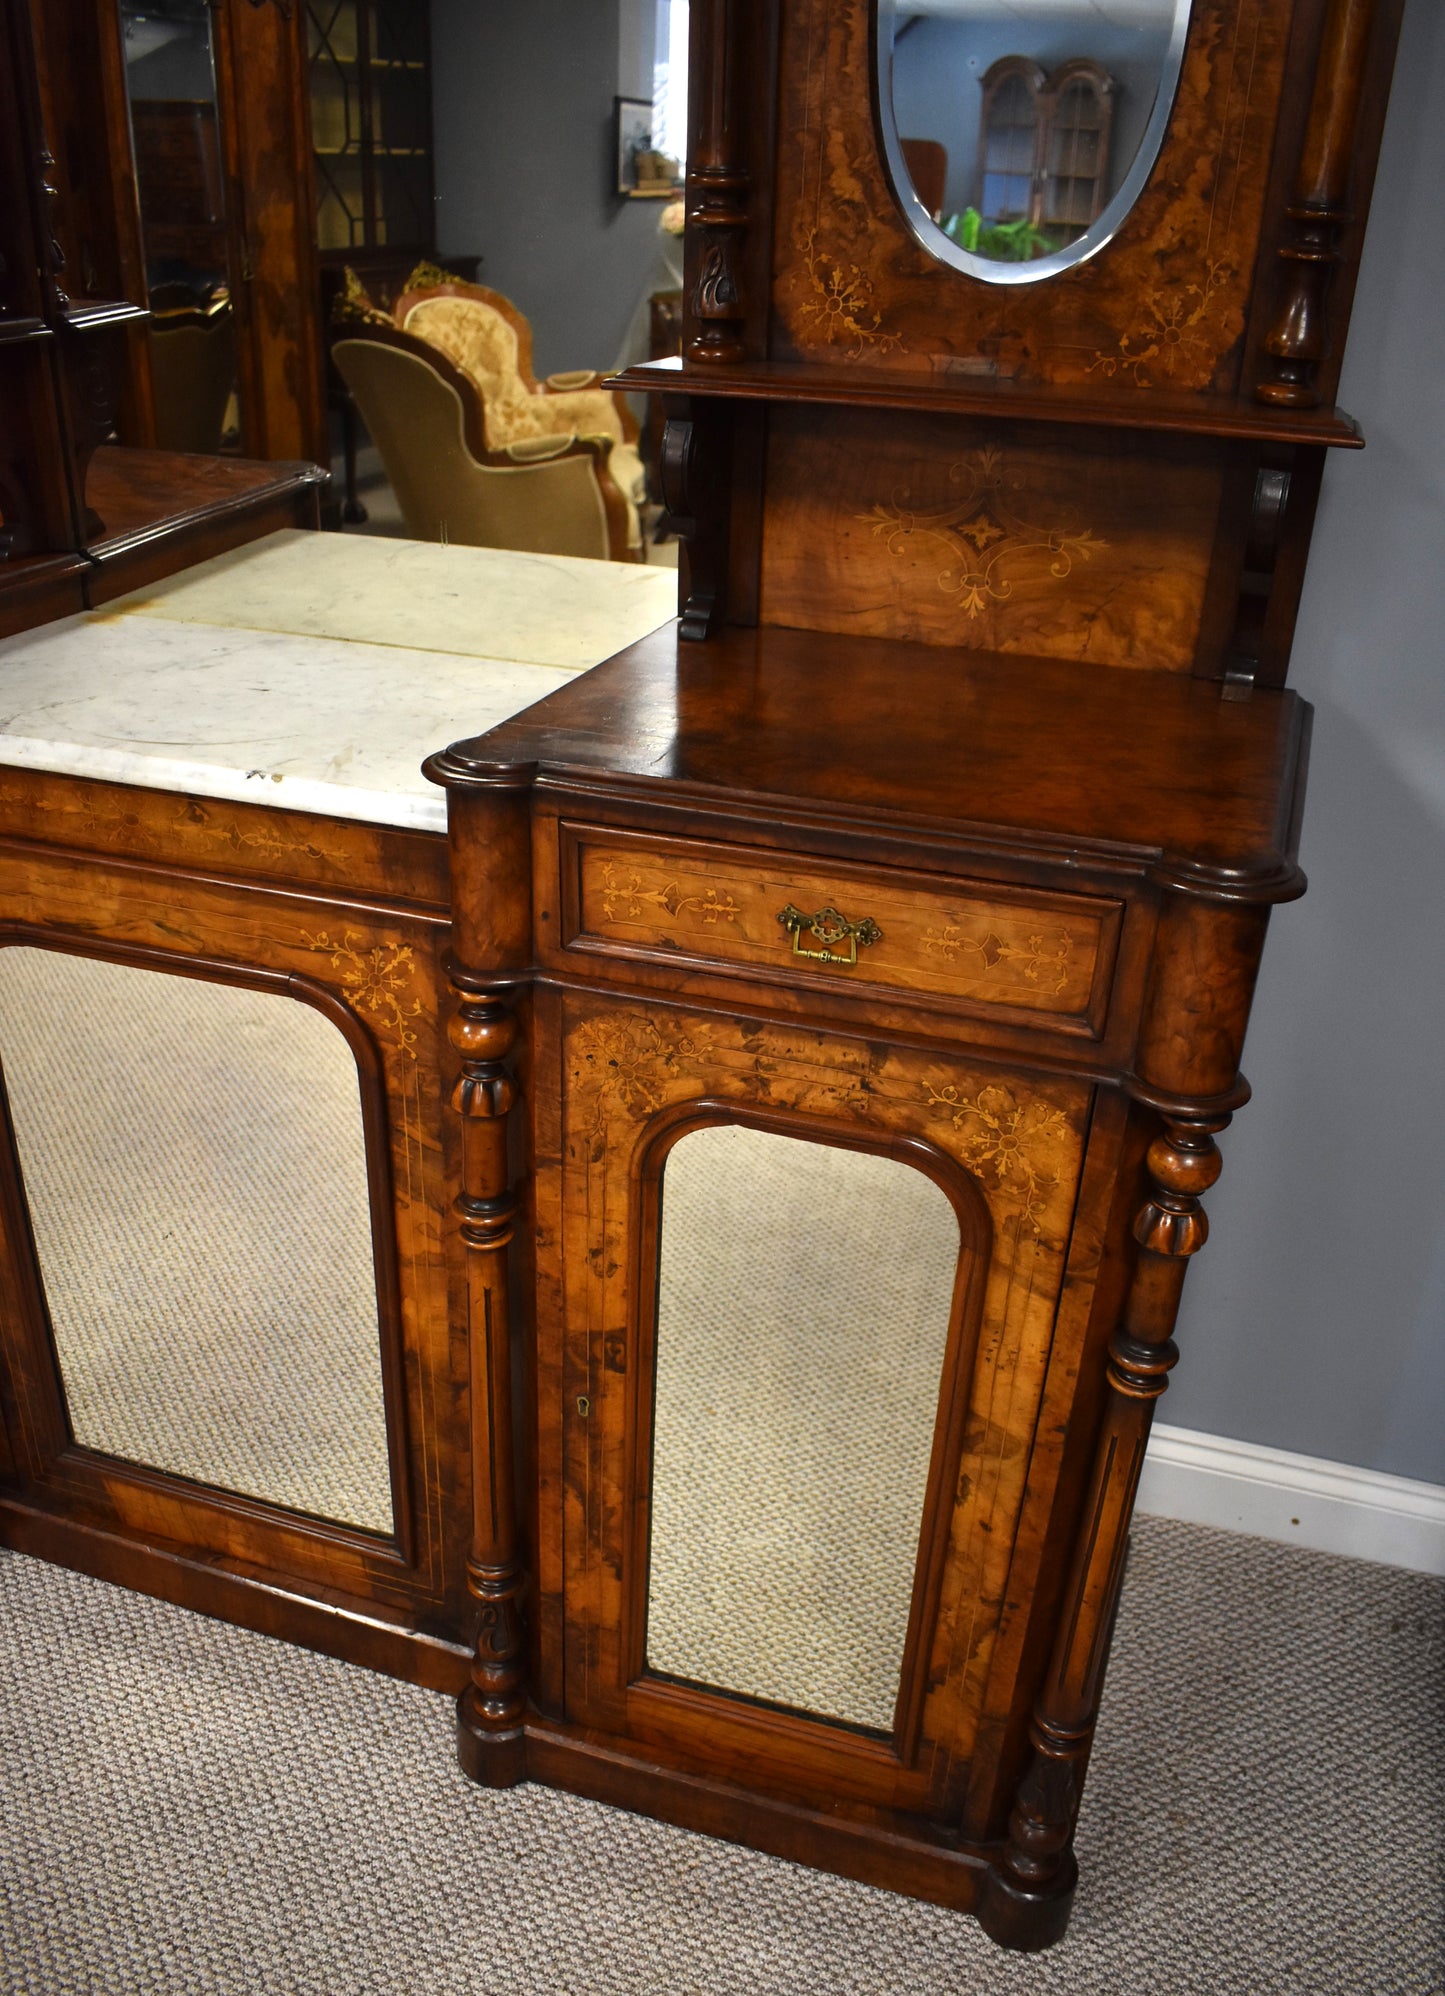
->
[541,988,1095,1820]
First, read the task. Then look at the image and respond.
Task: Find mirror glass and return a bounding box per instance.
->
[120,0,241,453]
[0,948,394,1536]
[878,0,1191,284]
[646,1124,962,1733]
[317,0,688,556]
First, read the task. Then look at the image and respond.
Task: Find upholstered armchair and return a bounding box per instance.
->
[392,280,645,514]
[332,324,640,562]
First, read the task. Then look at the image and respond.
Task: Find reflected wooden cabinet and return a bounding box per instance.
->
[977,56,1115,236]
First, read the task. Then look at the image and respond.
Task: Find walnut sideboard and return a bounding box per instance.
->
[428,619,1310,1948]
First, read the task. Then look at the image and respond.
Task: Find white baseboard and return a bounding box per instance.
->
[1135,1423,1445,1578]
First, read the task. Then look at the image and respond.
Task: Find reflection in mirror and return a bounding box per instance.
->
[647,1124,963,1732]
[324,0,688,556]
[879,0,1191,284]
[0,949,394,1536]
[120,0,240,453]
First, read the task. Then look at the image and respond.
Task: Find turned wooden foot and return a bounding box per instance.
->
[977,1850,1078,1951]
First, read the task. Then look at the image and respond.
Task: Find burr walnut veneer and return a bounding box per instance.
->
[0,0,1408,1961]
[424,0,1403,1952]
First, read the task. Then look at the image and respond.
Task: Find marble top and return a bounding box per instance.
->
[0,533,677,832]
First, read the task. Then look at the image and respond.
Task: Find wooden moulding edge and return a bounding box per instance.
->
[518,1717,994,1911]
[0,1498,472,1695]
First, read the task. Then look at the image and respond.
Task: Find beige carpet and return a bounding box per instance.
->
[1,1520,1440,1994]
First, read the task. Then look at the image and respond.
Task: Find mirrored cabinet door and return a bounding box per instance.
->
[0,945,395,1536]
[646,1122,965,1733]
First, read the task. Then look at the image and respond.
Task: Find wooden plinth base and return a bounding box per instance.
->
[456,1691,526,1787]
[0,1497,473,1693]
[453,1711,1075,1950]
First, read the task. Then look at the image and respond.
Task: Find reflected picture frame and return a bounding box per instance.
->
[615,93,680,198]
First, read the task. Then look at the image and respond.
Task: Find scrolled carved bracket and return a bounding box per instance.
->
[660,401,732,640]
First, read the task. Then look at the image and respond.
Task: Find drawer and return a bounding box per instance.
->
[557,825,1123,1036]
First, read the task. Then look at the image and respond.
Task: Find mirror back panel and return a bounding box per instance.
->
[775,0,1298,392]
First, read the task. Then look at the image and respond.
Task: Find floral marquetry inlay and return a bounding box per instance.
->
[924,1083,1073,1235]
[860,449,1103,616]
[303,929,424,1060]
[598,861,741,929]
[564,1003,1086,1247]
[920,924,1074,995]
[797,230,903,359]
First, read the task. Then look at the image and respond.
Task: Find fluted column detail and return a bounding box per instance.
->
[451,975,527,1786]
[981,1110,1228,1949]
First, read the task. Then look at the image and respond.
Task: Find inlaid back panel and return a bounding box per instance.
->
[760,406,1225,667]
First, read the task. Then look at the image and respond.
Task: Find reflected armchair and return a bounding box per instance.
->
[332,325,639,561]
[393,279,645,512]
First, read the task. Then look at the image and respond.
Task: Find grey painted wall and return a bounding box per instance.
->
[1166,0,1445,1487]
[429,0,671,379]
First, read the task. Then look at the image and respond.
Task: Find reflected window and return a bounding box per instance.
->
[0,948,394,1536]
[646,1123,964,1733]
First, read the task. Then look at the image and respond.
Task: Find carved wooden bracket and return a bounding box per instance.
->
[659,401,732,640]
[1257,0,1381,407]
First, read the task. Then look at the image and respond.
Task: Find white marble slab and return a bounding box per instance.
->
[0,612,588,832]
[98,530,678,671]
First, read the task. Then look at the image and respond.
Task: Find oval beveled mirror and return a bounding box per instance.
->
[877,0,1192,285]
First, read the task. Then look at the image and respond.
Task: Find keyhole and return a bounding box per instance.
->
[576,1395,591,1418]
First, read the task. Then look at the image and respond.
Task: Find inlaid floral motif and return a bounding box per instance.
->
[860,448,1103,615]
[569,1014,717,1130]
[302,929,424,1060]
[920,923,1074,995]
[924,1082,1072,1233]
[598,861,741,928]
[797,230,903,359]
[1087,257,1235,388]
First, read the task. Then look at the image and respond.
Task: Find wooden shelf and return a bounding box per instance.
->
[451,620,1310,898]
[606,356,1366,451]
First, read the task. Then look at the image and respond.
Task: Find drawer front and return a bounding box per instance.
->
[560,826,1122,1034]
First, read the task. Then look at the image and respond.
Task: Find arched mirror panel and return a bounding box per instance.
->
[644,1120,975,1734]
[0,946,395,1537]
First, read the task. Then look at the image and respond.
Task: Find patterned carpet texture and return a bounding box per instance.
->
[2,1519,1441,1996]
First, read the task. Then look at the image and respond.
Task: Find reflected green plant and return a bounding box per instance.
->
[943,207,1063,263]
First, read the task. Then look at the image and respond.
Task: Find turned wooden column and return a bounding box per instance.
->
[981,881,1299,1950]
[1257,0,1380,407]
[422,745,536,1787]
[685,0,748,364]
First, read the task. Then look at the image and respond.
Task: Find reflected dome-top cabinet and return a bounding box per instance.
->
[427,0,1404,1955]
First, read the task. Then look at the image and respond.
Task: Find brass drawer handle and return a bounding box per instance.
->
[778,903,884,967]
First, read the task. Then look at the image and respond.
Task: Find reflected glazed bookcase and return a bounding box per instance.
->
[425,0,1407,1952]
